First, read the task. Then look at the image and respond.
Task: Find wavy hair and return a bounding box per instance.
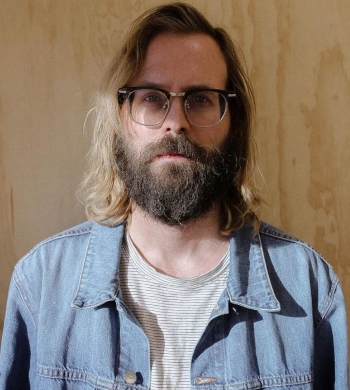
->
[78,2,262,233]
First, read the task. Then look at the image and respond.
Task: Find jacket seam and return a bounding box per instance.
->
[13,268,39,329]
[260,227,340,335]
[314,278,340,335]
[71,231,93,308]
[257,232,281,311]
[193,372,313,388]
[37,365,144,390]
[259,230,328,264]
[37,365,312,389]
[15,224,93,267]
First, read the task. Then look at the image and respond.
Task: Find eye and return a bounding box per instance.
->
[193,94,210,104]
[132,90,167,110]
[140,90,166,104]
[144,93,162,102]
[187,91,215,109]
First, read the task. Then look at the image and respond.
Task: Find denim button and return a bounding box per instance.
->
[124,370,137,384]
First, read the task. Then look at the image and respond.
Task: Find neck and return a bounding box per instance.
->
[127,203,230,278]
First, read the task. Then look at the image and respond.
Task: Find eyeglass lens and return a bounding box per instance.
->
[127,89,227,127]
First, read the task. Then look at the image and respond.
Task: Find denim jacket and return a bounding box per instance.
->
[0,221,348,389]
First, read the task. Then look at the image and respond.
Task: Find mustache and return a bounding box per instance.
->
[139,134,209,162]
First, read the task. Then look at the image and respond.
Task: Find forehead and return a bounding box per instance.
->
[129,33,228,90]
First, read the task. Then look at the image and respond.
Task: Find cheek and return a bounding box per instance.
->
[193,115,231,149]
[123,119,162,157]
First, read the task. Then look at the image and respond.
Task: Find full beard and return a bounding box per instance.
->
[115,132,237,226]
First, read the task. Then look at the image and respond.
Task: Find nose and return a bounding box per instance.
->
[162,96,190,135]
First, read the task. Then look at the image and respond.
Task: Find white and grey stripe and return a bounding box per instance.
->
[119,233,229,390]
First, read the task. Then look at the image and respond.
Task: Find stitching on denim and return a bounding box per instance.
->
[13,267,38,329]
[253,371,313,385]
[227,231,281,312]
[37,365,145,390]
[257,232,281,311]
[15,222,94,268]
[37,367,112,390]
[260,224,340,333]
[11,222,94,322]
[259,224,328,267]
[196,372,313,389]
[37,366,312,389]
[71,230,93,308]
[259,222,301,242]
[314,278,340,335]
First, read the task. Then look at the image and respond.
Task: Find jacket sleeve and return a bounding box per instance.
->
[313,279,349,389]
[0,269,37,389]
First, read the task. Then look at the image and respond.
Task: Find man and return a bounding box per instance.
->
[0,2,348,389]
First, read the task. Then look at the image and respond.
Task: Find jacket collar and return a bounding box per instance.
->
[227,223,280,312]
[71,222,124,309]
[72,222,280,312]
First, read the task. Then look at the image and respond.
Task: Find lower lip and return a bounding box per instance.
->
[156,154,189,161]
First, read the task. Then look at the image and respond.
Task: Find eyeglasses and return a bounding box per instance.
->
[118,87,236,128]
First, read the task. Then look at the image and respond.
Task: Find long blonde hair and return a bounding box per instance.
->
[78,2,262,234]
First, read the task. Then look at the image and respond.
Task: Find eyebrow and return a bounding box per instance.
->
[129,82,216,92]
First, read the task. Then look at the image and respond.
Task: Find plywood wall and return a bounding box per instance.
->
[1,0,349,344]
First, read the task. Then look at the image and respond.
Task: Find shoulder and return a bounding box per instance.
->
[11,221,124,319]
[7,222,96,323]
[259,221,331,267]
[259,221,309,245]
[12,220,120,295]
[258,221,336,276]
[22,220,94,255]
[14,220,125,279]
[13,221,95,287]
[15,221,93,270]
[258,222,340,318]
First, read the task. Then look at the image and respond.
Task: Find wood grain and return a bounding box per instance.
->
[0,0,349,344]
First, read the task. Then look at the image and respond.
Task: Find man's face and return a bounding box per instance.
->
[116,33,237,225]
[124,32,230,151]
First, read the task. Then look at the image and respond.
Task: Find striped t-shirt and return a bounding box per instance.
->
[120,233,229,390]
